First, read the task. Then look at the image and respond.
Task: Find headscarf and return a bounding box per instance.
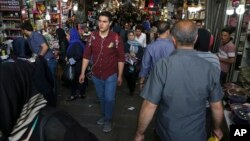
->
[56,28,67,42]
[12,37,32,58]
[0,59,47,140]
[194,28,211,52]
[67,28,85,54]
[127,40,141,54]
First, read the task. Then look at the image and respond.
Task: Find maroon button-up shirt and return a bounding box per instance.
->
[83,31,125,79]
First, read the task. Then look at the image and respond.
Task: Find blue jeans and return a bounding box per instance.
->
[46,58,57,82]
[92,73,117,121]
[47,58,58,105]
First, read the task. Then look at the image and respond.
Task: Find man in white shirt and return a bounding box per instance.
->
[135,25,147,48]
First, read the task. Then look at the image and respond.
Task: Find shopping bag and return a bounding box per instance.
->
[62,63,75,81]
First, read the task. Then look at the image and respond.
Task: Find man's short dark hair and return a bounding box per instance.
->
[221,27,234,35]
[171,20,197,46]
[158,21,171,35]
[196,20,202,25]
[135,25,143,31]
[20,20,33,32]
[98,11,112,22]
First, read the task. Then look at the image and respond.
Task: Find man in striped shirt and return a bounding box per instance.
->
[218,27,236,84]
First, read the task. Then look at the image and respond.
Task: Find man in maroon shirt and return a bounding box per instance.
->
[79,11,125,132]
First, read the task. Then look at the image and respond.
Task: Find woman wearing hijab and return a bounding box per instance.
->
[12,37,32,59]
[194,28,220,71]
[66,28,87,101]
[0,59,98,141]
[194,28,221,139]
[56,28,69,66]
[124,30,143,95]
[0,59,45,140]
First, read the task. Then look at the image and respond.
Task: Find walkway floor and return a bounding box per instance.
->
[57,81,154,141]
[57,80,229,141]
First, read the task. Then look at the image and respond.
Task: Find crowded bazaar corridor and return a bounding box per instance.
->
[1,0,250,140]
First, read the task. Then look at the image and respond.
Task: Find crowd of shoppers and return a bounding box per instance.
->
[134,20,224,141]
[0,10,238,141]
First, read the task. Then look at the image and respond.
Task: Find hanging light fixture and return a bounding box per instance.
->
[73,3,78,11]
[45,12,51,20]
[62,0,68,3]
[236,4,245,15]
[188,7,200,13]
[103,3,107,8]
[226,7,234,15]
[187,0,203,13]
[21,9,26,15]
[148,0,154,8]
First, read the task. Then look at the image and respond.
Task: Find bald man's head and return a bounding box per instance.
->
[171,20,198,47]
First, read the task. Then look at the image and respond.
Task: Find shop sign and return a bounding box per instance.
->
[0,0,20,10]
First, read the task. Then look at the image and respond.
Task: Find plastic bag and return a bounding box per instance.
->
[62,63,75,81]
[86,65,93,80]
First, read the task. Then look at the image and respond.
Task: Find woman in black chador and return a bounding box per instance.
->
[66,28,88,101]
[56,28,69,65]
[0,59,98,141]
